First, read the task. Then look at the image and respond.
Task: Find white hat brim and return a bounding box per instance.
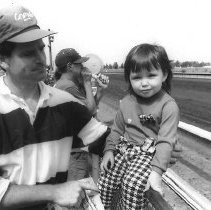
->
[7,28,56,43]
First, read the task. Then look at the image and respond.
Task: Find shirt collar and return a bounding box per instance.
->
[0,75,11,95]
[0,75,52,102]
[39,81,52,102]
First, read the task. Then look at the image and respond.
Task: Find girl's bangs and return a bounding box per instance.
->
[131,53,160,73]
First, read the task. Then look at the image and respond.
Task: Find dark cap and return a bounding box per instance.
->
[0,5,56,44]
[55,48,89,68]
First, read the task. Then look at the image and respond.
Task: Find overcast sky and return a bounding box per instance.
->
[2,0,211,66]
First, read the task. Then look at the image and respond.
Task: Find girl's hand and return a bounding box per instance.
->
[100,150,114,173]
[169,141,182,165]
[145,171,164,196]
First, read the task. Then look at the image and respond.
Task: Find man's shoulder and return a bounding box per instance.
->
[54,79,75,90]
[43,83,83,106]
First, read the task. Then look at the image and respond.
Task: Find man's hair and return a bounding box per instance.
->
[0,41,16,57]
[0,42,17,71]
[54,66,67,81]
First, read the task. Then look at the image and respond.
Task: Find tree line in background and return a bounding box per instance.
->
[172,60,211,68]
[104,60,211,69]
[1,60,211,86]
[104,62,122,69]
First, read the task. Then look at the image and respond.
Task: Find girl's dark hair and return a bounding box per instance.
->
[124,43,172,94]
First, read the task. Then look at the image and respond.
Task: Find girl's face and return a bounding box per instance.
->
[129,67,167,98]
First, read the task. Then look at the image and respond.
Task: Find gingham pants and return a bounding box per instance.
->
[98,137,155,210]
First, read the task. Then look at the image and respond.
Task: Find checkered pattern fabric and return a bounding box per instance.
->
[98,137,155,210]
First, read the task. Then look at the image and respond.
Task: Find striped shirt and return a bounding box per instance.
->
[0,76,107,208]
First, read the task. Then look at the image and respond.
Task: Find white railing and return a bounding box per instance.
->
[163,121,211,209]
[178,121,211,141]
[173,73,211,79]
[163,169,211,210]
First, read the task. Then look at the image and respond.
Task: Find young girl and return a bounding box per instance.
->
[98,43,180,209]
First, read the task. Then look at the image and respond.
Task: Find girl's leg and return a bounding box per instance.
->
[98,152,127,208]
[121,153,153,210]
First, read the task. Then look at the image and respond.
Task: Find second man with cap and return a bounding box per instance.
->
[54,48,109,116]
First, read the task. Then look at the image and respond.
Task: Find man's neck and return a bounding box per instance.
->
[60,72,73,81]
[4,75,40,100]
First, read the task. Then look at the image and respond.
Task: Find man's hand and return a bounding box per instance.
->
[81,68,92,84]
[96,73,109,89]
[169,141,183,165]
[100,150,114,172]
[52,180,98,207]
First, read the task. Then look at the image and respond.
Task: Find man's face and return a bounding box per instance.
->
[6,39,47,83]
[70,63,86,84]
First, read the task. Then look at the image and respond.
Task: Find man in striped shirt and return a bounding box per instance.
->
[0,5,107,209]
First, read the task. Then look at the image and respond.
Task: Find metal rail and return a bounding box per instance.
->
[155,122,211,209]
[163,169,211,210]
[179,121,211,142]
[173,72,211,79]
[146,188,173,210]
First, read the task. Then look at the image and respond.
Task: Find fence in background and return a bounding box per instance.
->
[173,72,211,79]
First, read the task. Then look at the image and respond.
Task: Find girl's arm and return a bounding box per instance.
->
[100,106,124,172]
[147,101,179,195]
[104,107,125,152]
[151,101,180,174]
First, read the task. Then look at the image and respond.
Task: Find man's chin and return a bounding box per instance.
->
[32,72,47,83]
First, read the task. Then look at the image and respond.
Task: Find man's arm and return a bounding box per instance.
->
[1,181,98,209]
[94,74,109,105]
[82,69,98,115]
[1,183,54,209]
[103,108,125,153]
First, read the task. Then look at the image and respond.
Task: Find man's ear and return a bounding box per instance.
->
[0,55,10,71]
[0,61,9,72]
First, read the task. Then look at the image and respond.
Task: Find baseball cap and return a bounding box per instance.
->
[0,5,56,44]
[55,48,89,68]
